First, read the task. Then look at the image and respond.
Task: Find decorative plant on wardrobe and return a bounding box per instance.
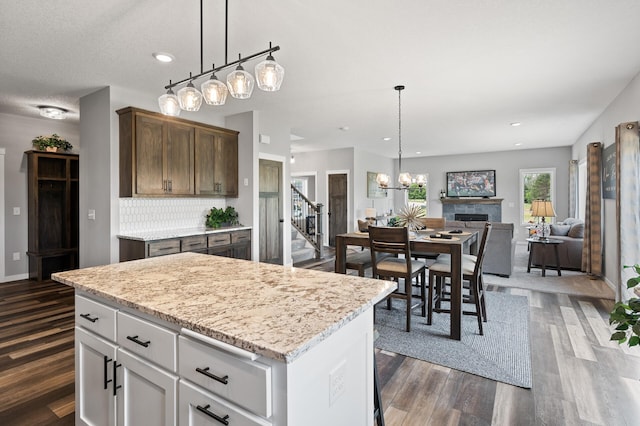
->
[32,134,73,152]
[206,206,239,229]
[609,264,640,347]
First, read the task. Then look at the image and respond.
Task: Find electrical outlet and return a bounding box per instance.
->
[329,360,346,406]
[13,252,20,261]
[88,209,96,220]
[13,207,20,215]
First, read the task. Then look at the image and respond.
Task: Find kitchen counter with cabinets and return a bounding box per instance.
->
[53,253,395,425]
[118,226,252,261]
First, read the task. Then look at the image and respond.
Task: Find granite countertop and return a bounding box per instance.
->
[52,252,395,363]
[117,225,252,241]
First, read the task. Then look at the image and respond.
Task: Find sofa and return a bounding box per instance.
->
[530,218,584,270]
[445,220,516,277]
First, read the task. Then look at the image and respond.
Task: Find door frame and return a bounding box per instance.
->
[0,148,4,281]
[258,153,289,265]
[325,170,350,247]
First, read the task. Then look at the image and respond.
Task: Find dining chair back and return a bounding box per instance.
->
[368,226,426,332]
[428,222,492,335]
[414,217,446,261]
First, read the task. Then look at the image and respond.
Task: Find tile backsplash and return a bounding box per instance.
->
[119,198,225,233]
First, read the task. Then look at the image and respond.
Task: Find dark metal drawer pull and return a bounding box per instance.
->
[196,367,229,385]
[126,335,151,347]
[80,313,99,323]
[103,356,112,390]
[113,362,122,396]
[196,404,229,425]
[157,246,177,251]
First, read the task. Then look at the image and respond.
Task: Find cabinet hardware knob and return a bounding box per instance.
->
[195,367,229,385]
[126,335,151,347]
[80,313,99,323]
[195,404,229,425]
[103,356,112,390]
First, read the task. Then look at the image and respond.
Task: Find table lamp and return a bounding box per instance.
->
[365,208,377,225]
[531,200,556,239]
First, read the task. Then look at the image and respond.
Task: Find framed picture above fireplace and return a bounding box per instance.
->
[446,170,496,198]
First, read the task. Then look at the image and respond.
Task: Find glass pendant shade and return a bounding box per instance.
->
[376,173,390,188]
[158,88,181,116]
[415,174,426,187]
[201,73,228,105]
[226,64,255,99]
[398,172,412,187]
[255,55,285,91]
[177,81,203,111]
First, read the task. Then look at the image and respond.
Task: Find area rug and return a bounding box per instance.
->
[374,291,532,388]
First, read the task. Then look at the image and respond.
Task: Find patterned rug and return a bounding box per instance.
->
[374,291,532,388]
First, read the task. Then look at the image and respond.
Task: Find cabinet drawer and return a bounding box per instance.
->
[181,235,207,252]
[117,311,178,371]
[231,230,251,243]
[179,380,271,426]
[208,233,231,247]
[179,336,271,418]
[75,295,117,341]
[148,239,181,257]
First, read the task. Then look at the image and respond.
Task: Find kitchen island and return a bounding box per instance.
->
[53,252,395,426]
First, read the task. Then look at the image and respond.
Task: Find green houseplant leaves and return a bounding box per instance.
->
[32,134,73,151]
[610,264,640,347]
[206,206,239,229]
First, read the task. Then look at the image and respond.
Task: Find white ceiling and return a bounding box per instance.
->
[2,0,640,159]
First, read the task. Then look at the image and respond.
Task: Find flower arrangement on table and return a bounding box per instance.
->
[205,206,239,229]
[32,134,73,152]
[395,204,426,232]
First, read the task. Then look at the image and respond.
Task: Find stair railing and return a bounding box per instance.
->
[291,184,324,259]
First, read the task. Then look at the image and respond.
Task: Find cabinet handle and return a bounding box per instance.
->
[80,313,99,323]
[126,335,151,347]
[163,180,167,191]
[103,356,112,390]
[168,180,172,192]
[113,361,122,396]
[195,367,229,385]
[157,246,177,251]
[195,404,229,425]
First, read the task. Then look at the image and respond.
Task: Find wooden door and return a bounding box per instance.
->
[166,122,194,195]
[259,159,283,264]
[135,114,165,195]
[328,173,348,247]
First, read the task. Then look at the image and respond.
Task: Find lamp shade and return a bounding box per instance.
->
[177,81,203,111]
[531,200,556,218]
[255,55,285,91]
[201,72,228,105]
[158,89,181,116]
[398,172,412,187]
[364,208,377,219]
[376,173,390,188]
[227,64,255,99]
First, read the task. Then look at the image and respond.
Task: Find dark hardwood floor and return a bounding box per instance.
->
[1,269,639,425]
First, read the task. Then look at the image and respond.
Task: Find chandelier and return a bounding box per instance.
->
[158,0,284,116]
[376,85,425,190]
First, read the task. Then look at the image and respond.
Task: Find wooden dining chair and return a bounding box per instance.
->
[427,222,492,335]
[368,226,427,332]
[413,217,446,261]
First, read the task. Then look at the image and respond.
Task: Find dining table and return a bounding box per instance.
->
[335,229,478,340]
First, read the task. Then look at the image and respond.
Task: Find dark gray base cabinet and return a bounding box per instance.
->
[119,230,251,262]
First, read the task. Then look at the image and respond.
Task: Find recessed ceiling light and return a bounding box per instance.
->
[514,142,523,146]
[339,126,350,131]
[416,151,421,154]
[153,52,174,63]
[38,105,68,120]
[382,137,391,141]
[510,122,521,127]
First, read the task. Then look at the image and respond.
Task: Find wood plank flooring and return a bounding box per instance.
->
[1,269,639,425]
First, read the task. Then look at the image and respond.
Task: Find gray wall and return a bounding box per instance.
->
[0,113,79,280]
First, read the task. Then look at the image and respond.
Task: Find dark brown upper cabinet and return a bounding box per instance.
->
[118,106,238,198]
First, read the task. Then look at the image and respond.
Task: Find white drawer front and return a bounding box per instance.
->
[179,380,271,426]
[179,336,272,418]
[117,311,177,372]
[75,295,117,341]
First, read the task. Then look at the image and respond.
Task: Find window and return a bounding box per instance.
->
[520,168,556,224]
[405,175,429,215]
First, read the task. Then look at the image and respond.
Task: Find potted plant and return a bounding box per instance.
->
[32,134,73,152]
[205,206,239,229]
[610,264,640,347]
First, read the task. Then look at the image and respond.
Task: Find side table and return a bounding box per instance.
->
[527,237,563,277]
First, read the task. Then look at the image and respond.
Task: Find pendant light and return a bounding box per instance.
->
[377,85,414,189]
[255,43,285,91]
[201,66,228,105]
[158,81,181,116]
[177,74,203,111]
[227,57,255,99]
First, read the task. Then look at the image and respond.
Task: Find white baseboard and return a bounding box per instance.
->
[1,273,29,283]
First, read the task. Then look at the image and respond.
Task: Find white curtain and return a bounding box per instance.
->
[617,122,640,301]
[569,160,578,218]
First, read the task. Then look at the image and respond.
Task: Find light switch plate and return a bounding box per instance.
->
[13,207,20,215]
[88,209,96,220]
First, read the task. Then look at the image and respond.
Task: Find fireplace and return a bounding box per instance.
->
[455,213,489,221]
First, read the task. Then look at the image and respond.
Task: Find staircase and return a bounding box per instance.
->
[291,229,316,264]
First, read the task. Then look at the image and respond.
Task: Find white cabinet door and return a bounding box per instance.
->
[76,327,118,426]
[116,348,178,426]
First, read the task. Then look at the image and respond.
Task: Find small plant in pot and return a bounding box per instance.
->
[609,264,640,347]
[32,134,73,152]
[206,206,239,229]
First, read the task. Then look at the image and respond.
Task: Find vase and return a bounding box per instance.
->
[45,147,58,152]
